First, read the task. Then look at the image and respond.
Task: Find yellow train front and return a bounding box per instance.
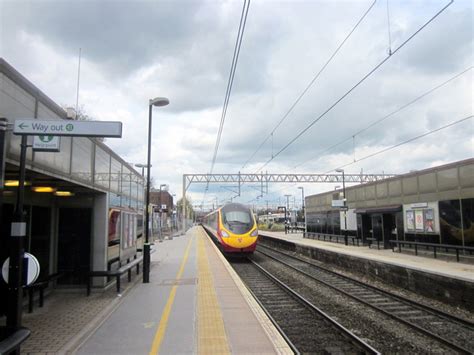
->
[202,203,258,254]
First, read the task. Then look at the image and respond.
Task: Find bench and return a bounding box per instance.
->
[87,256,143,296]
[390,240,474,262]
[0,326,31,355]
[25,272,64,313]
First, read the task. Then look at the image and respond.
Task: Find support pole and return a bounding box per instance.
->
[7,135,28,329]
[182,174,186,232]
[143,104,152,283]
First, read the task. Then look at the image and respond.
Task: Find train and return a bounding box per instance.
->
[201,202,259,254]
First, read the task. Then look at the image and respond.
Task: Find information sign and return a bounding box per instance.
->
[33,135,61,152]
[13,119,122,138]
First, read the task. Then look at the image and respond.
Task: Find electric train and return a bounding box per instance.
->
[201,203,258,254]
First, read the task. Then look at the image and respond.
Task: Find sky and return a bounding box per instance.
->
[1,0,472,211]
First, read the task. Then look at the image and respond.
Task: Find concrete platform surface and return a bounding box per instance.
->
[16,226,292,354]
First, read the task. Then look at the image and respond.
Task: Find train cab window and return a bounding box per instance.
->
[221,204,253,234]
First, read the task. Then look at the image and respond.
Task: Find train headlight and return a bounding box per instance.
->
[250,229,258,237]
[221,230,230,238]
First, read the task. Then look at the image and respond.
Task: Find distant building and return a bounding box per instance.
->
[305,159,474,249]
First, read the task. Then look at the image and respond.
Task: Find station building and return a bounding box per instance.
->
[0,58,145,316]
[305,159,474,250]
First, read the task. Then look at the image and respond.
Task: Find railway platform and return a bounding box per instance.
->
[17,226,292,354]
[259,231,474,312]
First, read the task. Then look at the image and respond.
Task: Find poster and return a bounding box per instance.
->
[406,210,414,231]
[424,209,434,233]
[415,210,424,231]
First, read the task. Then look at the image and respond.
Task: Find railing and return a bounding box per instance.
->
[389,240,474,262]
[304,232,361,246]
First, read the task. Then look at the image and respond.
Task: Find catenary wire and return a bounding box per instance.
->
[254,0,454,173]
[202,0,250,207]
[293,65,473,169]
[241,0,377,170]
[249,114,472,206]
[326,115,473,173]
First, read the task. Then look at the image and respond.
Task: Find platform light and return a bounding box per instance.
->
[32,186,56,193]
[54,191,75,197]
[4,180,31,187]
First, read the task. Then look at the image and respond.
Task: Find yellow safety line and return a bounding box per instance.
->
[197,229,230,355]
[149,234,194,355]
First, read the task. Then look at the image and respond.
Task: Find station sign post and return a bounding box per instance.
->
[6,118,122,332]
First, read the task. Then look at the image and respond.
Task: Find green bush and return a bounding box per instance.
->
[258,222,285,231]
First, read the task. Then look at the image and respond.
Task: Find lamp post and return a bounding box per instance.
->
[144,97,169,283]
[336,168,348,246]
[158,184,167,240]
[284,194,291,233]
[135,163,151,177]
[172,193,176,231]
[298,186,305,227]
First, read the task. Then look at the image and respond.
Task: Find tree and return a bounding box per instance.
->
[177,195,194,219]
[62,104,105,142]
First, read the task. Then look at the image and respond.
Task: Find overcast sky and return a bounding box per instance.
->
[1,0,472,210]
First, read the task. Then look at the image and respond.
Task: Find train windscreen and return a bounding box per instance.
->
[222,204,253,234]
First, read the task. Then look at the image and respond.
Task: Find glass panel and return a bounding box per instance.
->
[461,198,474,246]
[437,168,458,191]
[333,211,341,235]
[372,215,383,241]
[34,136,71,174]
[418,173,436,193]
[376,183,388,199]
[121,167,132,203]
[71,137,92,182]
[439,199,462,245]
[110,159,122,194]
[402,176,417,195]
[94,146,110,189]
[459,164,474,188]
[389,180,402,197]
[365,185,376,200]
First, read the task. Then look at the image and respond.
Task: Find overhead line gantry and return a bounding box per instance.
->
[181,172,395,230]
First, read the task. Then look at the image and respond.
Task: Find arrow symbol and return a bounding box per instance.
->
[19,123,28,129]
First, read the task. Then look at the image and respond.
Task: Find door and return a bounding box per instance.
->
[57,208,91,285]
[371,214,383,242]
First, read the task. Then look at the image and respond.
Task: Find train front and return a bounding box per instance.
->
[218,203,258,254]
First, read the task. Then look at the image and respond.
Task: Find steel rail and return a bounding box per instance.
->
[258,244,474,328]
[256,244,473,354]
[239,259,381,354]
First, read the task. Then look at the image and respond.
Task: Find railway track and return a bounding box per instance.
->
[255,243,474,354]
[230,259,380,354]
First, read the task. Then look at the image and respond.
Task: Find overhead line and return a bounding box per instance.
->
[294,65,473,169]
[241,0,377,170]
[327,115,473,173]
[202,0,250,208]
[256,0,453,173]
[210,0,250,175]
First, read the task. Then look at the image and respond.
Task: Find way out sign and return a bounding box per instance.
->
[2,252,40,286]
[14,119,122,138]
